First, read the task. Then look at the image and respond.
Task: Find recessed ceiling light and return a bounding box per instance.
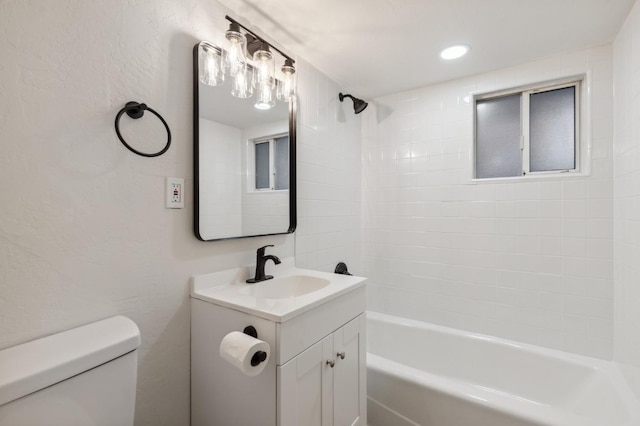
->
[440,44,470,60]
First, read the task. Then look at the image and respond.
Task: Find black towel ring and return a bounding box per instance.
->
[114,101,171,157]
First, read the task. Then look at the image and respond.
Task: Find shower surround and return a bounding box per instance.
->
[362,45,614,360]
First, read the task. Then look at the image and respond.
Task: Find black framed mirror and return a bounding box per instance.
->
[193,41,296,241]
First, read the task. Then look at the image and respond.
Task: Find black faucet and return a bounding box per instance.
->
[246,245,281,283]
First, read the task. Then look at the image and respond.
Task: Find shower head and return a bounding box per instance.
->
[339,93,368,114]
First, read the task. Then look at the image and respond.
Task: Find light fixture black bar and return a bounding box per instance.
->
[225,15,295,64]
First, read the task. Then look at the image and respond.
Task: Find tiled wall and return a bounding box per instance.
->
[241,191,289,235]
[199,118,242,238]
[362,46,614,359]
[294,60,363,273]
[613,0,640,372]
[241,120,290,235]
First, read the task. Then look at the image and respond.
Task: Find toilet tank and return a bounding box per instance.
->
[0,316,141,426]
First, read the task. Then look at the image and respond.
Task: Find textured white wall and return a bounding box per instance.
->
[0,1,363,425]
[613,0,640,390]
[362,46,614,359]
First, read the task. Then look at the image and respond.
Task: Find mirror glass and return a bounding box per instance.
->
[193,41,296,241]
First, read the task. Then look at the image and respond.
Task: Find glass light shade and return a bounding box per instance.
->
[198,44,224,86]
[276,76,296,102]
[253,43,274,87]
[255,79,276,110]
[225,25,247,77]
[231,67,253,99]
[276,59,296,101]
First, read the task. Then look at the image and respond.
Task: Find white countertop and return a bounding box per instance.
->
[191,259,367,322]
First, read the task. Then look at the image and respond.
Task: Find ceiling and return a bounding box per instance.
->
[199,81,289,129]
[216,0,636,100]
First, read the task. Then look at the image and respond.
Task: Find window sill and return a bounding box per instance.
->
[249,189,289,194]
[469,170,590,184]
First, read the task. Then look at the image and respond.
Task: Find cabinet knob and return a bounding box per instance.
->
[337,351,346,360]
[326,360,335,368]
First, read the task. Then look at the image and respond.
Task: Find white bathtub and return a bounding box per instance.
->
[366,312,640,426]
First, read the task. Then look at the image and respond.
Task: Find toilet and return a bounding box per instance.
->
[0,316,141,426]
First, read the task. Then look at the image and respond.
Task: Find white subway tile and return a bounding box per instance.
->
[586,258,613,279]
[562,219,586,238]
[539,256,563,275]
[586,219,613,239]
[360,44,614,360]
[540,219,562,236]
[586,297,614,320]
[563,315,587,334]
[586,278,613,299]
[539,182,563,199]
[516,200,539,218]
[515,182,539,200]
[562,256,587,277]
[540,200,562,218]
[562,237,586,257]
[563,199,587,218]
[586,238,613,259]
[540,237,562,256]
[562,181,586,199]
[586,179,612,199]
[587,198,613,219]
[563,294,589,316]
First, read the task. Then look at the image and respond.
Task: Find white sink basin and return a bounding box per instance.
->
[191,259,367,321]
[238,275,330,299]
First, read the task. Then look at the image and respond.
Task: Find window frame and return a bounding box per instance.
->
[249,133,290,193]
[471,74,590,182]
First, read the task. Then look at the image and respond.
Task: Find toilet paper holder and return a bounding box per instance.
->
[243,326,268,366]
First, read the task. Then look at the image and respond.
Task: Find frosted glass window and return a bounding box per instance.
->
[255,142,270,189]
[475,94,522,178]
[530,87,575,172]
[252,135,290,191]
[474,79,580,179]
[274,136,289,190]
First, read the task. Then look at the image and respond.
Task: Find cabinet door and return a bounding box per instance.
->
[333,314,366,426]
[278,335,334,426]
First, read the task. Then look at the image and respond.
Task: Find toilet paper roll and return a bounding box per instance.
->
[219,331,270,377]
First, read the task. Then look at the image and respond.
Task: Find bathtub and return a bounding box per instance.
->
[366,312,640,426]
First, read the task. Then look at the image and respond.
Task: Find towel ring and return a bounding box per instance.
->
[114,101,171,157]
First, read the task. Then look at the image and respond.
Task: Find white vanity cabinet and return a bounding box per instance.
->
[191,263,367,426]
[278,314,366,426]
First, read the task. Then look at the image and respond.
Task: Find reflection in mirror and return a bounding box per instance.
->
[194,41,296,241]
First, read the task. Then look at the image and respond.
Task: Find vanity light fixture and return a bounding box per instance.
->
[199,16,296,110]
[251,41,276,110]
[198,43,225,86]
[277,58,296,101]
[252,42,274,85]
[224,22,247,77]
[231,65,253,99]
[255,77,276,110]
[440,44,470,60]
